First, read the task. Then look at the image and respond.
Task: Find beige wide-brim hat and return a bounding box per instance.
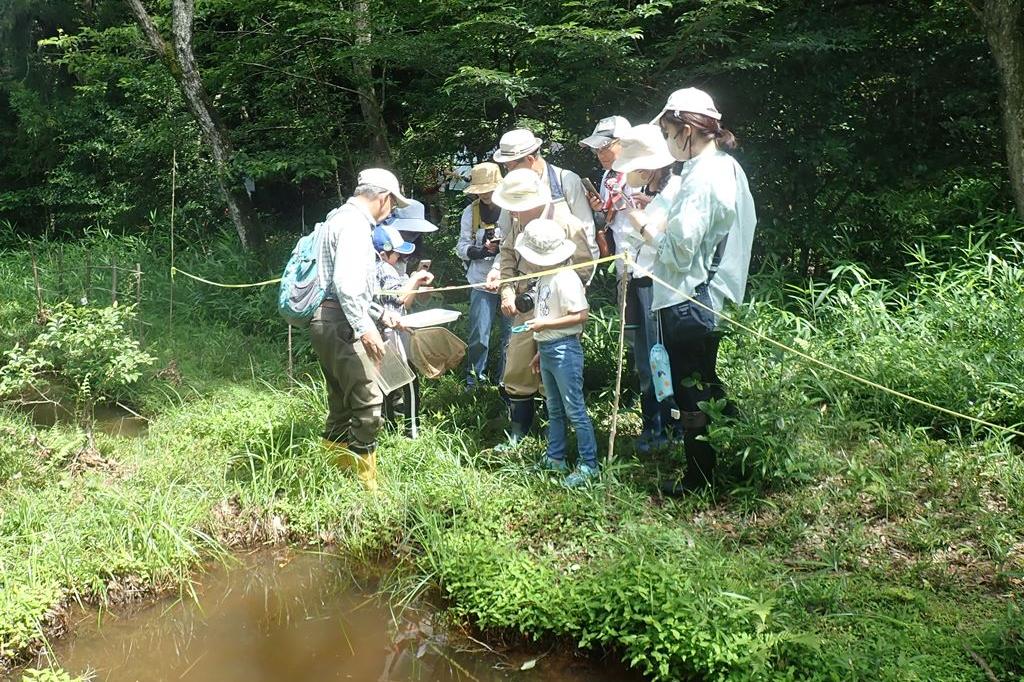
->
[492,168,552,212]
[514,218,575,267]
[492,128,543,163]
[357,168,410,207]
[612,124,676,173]
[463,162,502,195]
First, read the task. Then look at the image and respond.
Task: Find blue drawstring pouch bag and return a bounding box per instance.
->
[650,343,673,402]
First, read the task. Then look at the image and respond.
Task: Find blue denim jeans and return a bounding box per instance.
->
[539,336,598,468]
[466,288,511,386]
[628,278,678,435]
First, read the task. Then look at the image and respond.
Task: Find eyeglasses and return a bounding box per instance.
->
[380,212,398,226]
[501,157,530,171]
[590,139,619,155]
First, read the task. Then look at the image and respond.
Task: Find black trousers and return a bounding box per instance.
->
[659,303,726,484]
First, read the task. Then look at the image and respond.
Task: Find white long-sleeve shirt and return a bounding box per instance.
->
[648,146,757,313]
[319,199,378,338]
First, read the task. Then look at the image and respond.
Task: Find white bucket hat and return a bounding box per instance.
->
[514,218,575,267]
[612,124,676,173]
[579,115,631,149]
[650,87,722,126]
[357,168,411,207]
[492,129,543,163]
[491,168,552,212]
[386,198,437,233]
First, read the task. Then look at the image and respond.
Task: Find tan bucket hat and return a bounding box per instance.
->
[514,218,575,267]
[492,129,543,163]
[491,168,551,212]
[463,162,502,195]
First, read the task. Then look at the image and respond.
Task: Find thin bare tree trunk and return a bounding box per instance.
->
[982,0,1024,218]
[125,0,264,250]
[353,0,391,163]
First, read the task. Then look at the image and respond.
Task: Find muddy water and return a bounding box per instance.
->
[19,551,639,682]
[28,402,148,438]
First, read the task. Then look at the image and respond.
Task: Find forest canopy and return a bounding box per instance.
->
[0,0,1021,273]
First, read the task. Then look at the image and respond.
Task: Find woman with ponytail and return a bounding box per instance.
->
[629,88,757,494]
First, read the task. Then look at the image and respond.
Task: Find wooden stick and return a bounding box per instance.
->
[31,246,43,314]
[57,245,64,298]
[84,254,91,303]
[135,263,143,342]
[606,253,631,463]
[169,148,177,330]
[110,258,118,305]
[287,325,294,382]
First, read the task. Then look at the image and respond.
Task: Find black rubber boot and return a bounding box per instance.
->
[496,397,535,452]
[660,411,715,496]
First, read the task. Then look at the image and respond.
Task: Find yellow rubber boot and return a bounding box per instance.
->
[355,452,379,493]
[322,439,354,471]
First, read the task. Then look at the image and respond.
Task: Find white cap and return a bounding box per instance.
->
[492,129,543,163]
[579,115,632,149]
[650,87,721,125]
[357,168,410,207]
[492,168,552,212]
[611,124,675,173]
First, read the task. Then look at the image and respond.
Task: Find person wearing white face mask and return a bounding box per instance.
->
[610,123,682,454]
[629,88,757,494]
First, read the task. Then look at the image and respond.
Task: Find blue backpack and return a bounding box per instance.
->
[278,214,332,327]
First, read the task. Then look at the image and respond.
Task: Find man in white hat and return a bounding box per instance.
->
[486,168,594,448]
[578,115,634,263]
[487,128,597,270]
[384,198,438,276]
[311,167,411,492]
[456,162,511,391]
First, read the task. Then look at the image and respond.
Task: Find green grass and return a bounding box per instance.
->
[1,232,1022,680]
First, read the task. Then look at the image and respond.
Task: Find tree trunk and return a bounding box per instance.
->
[125,0,264,250]
[352,0,391,164]
[982,0,1024,219]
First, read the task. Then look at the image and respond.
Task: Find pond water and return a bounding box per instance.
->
[27,402,148,438]
[14,551,639,682]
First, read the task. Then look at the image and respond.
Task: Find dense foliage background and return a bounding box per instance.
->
[1,0,1019,275]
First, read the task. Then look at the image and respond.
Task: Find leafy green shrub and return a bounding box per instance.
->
[0,303,154,426]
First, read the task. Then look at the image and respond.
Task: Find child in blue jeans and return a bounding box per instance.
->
[516,218,599,487]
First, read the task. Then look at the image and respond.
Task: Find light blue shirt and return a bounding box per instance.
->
[320,199,378,337]
[648,146,757,313]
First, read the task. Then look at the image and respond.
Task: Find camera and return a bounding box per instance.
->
[483,227,496,243]
[514,282,538,313]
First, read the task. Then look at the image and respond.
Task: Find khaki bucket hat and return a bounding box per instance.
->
[491,168,551,212]
[463,162,502,195]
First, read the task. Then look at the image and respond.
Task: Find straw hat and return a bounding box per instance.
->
[386,198,437,233]
[650,87,722,125]
[463,162,502,195]
[357,168,410,207]
[514,218,575,267]
[491,169,552,212]
[579,115,631,149]
[612,124,676,173]
[492,129,543,163]
[372,225,415,255]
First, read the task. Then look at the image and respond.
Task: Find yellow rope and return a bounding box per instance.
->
[170,252,1024,439]
[171,266,283,289]
[630,262,1024,439]
[170,254,624,296]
